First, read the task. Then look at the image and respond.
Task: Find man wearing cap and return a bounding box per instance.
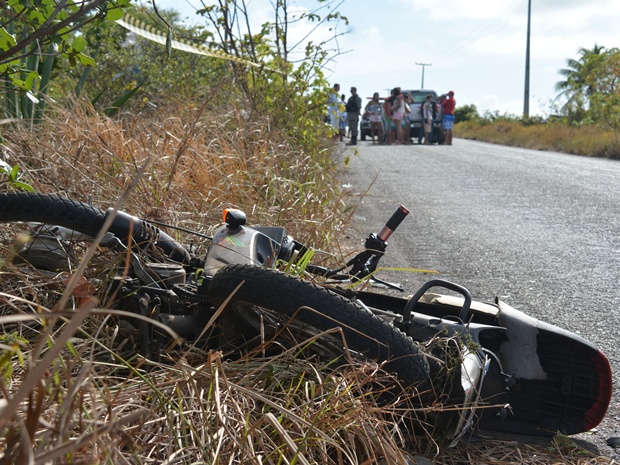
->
[441,90,456,145]
[345,87,362,145]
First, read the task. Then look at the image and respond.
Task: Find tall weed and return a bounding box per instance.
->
[1,91,343,248]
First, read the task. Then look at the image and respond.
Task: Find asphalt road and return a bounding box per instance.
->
[337,138,620,457]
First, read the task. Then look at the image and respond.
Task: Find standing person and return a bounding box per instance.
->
[383,89,396,145]
[436,94,447,143]
[365,92,384,144]
[338,94,347,141]
[328,83,341,136]
[403,93,413,144]
[345,87,362,146]
[441,90,456,145]
[391,88,405,145]
[422,94,434,145]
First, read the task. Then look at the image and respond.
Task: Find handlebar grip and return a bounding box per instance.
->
[105,209,192,264]
[377,205,410,241]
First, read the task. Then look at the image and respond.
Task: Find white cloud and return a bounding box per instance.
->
[399,0,523,21]
[362,25,384,44]
[476,94,501,113]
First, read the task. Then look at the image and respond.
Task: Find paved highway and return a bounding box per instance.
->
[339,138,620,457]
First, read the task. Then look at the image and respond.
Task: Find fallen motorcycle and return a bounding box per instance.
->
[0,192,612,442]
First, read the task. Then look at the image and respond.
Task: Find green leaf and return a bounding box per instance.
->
[28,9,47,26]
[90,89,105,105]
[72,36,86,53]
[106,7,125,21]
[103,80,147,117]
[76,52,95,67]
[24,71,39,90]
[0,27,17,49]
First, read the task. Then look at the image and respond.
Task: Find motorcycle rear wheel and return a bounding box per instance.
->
[0,192,106,234]
[0,192,108,271]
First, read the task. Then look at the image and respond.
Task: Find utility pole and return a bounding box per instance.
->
[523,0,531,118]
[416,62,432,89]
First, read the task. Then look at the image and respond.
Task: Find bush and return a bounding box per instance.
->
[455,117,620,159]
[454,103,479,123]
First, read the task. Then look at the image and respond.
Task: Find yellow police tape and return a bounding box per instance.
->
[116,13,283,74]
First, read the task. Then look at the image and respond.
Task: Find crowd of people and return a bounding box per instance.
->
[328,85,456,146]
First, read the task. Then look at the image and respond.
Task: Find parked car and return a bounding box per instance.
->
[360,114,372,141]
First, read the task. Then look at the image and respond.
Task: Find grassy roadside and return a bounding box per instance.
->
[1,99,617,464]
[455,120,620,159]
[0,97,365,464]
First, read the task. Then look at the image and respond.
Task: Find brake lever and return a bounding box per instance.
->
[346,205,410,283]
[368,275,404,292]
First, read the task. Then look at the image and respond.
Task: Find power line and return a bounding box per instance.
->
[430,0,522,65]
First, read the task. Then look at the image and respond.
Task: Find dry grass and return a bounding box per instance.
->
[1,289,615,464]
[433,438,617,465]
[0,261,436,464]
[2,94,345,248]
[456,120,620,159]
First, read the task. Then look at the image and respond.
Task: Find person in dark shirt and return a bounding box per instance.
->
[383,88,396,145]
[345,87,362,145]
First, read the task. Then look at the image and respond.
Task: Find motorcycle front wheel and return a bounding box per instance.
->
[209,264,431,389]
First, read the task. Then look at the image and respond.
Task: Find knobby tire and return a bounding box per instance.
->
[0,192,106,237]
[209,264,431,388]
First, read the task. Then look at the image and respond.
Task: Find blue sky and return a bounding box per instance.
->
[146,0,620,117]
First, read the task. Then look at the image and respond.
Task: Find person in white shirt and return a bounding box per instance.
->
[422,94,434,145]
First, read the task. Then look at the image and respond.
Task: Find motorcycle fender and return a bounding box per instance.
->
[487,298,612,435]
[495,299,547,380]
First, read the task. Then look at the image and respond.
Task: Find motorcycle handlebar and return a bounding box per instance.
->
[377,205,410,241]
[105,209,192,264]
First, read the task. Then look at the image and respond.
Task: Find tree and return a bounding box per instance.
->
[1,0,129,120]
[3,0,349,153]
[49,7,221,112]
[454,104,478,123]
[554,44,605,118]
[584,47,620,129]
[190,0,349,148]
[555,45,620,128]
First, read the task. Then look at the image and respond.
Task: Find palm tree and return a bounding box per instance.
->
[554,44,605,115]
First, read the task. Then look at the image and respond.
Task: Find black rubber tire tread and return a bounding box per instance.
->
[0,192,106,238]
[209,264,430,387]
